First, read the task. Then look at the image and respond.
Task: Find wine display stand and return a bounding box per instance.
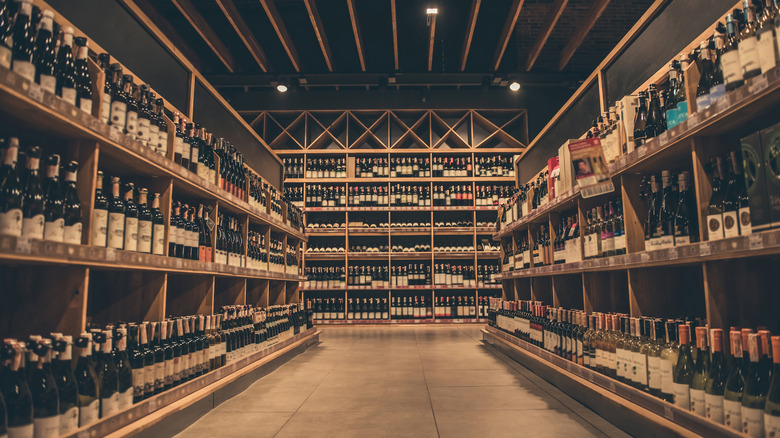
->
[482,326,741,438]
[63,328,320,438]
[498,61,780,333]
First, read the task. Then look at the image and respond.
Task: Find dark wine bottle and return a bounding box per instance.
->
[55,27,77,106]
[73,37,93,115]
[10,0,35,83]
[21,146,44,240]
[42,154,64,242]
[91,171,108,247]
[113,327,133,411]
[151,322,164,395]
[150,193,165,256]
[73,333,98,427]
[1,340,34,437]
[94,329,118,419]
[136,188,152,253]
[51,335,78,435]
[0,138,23,237]
[122,183,138,252]
[32,9,56,93]
[139,323,154,399]
[106,176,125,250]
[61,161,82,245]
[27,338,59,437]
[127,324,144,404]
[724,330,747,431]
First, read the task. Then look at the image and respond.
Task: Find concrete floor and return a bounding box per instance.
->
[175,325,631,438]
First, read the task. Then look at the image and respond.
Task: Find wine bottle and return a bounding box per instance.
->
[1,340,34,438]
[108,65,127,137]
[674,171,697,246]
[55,27,77,106]
[660,321,679,402]
[128,324,144,404]
[136,188,152,253]
[51,335,78,435]
[722,14,745,91]
[672,324,694,409]
[122,183,138,252]
[42,154,64,242]
[32,10,55,93]
[756,0,778,74]
[0,138,23,237]
[707,158,726,240]
[155,98,168,157]
[136,85,151,147]
[151,322,164,395]
[689,326,710,416]
[61,161,82,245]
[113,327,133,411]
[724,330,747,431]
[739,0,762,80]
[73,333,98,427]
[162,321,174,391]
[655,171,675,249]
[123,77,138,140]
[0,0,12,70]
[73,37,93,115]
[741,331,771,437]
[10,0,35,83]
[27,338,59,438]
[150,193,165,255]
[705,328,728,424]
[764,335,780,436]
[21,146,44,240]
[139,323,154,399]
[91,171,108,247]
[730,150,752,236]
[94,329,118,419]
[106,176,125,249]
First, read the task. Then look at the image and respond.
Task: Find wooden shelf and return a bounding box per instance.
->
[303,252,347,260]
[303,206,498,212]
[433,251,476,258]
[483,326,741,438]
[302,285,502,292]
[65,328,320,438]
[285,176,514,183]
[390,252,432,259]
[347,252,390,259]
[306,229,347,236]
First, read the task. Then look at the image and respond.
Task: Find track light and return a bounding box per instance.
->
[509,81,521,92]
[426,8,438,15]
[276,83,288,93]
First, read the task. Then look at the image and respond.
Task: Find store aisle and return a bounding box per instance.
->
[175,326,630,438]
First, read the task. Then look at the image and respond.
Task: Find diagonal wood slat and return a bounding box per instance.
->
[427,13,437,71]
[347,0,367,72]
[558,0,612,70]
[525,0,568,71]
[491,0,525,71]
[460,0,481,71]
[259,0,303,72]
[170,0,237,72]
[391,0,399,71]
[216,0,270,72]
[303,0,334,72]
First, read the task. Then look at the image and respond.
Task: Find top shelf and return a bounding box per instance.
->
[0,67,305,241]
[284,177,516,184]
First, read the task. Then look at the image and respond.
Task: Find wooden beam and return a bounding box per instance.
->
[427,14,437,71]
[525,0,568,71]
[459,0,481,71]
[131,0,203,72]
[492,0,525,71]
[391,0,399,71]
[303,0,334,72]
[170,0,237,73]
[347,0,367,72]
[259,0,302,72]
[216,0,270,72]
[558,0,611,71]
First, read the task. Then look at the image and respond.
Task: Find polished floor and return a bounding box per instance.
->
[175,326,630,438]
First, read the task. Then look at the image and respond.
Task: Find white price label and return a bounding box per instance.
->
[751,74,769,93]
[105,247,116,261]
[640,252,650,262]
[28,82,44,102]
[14,237,31,254]
[748,234,763,250]
[637,146,647,158]
[658,132,668,145]
[663,405,674,420]
[109,129,120,142]
[608,381,616,392]
[700,242,711,256]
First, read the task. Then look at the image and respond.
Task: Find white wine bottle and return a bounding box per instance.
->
[741,331,771,437]
[689,326,710,416]
[764,336,780,437]
[672,324,695,409]
[724,330,747,431]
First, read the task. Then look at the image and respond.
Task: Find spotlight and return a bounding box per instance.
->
[276,84,288,93]
[509,81,521,92]
[426,7,438,14]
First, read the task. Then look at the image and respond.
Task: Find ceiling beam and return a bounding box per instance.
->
[459,0,481,71]
[526,0,568,71]
[215,0,270,72]
[303,0,334,72]
[391,0,399,71]
[491,0,525,71]
[170,0,237,73]
[130,0,204,71]
[259,0,302,72]
[347,0,367,71]
[427,14,437,71]
[558,0,611,70]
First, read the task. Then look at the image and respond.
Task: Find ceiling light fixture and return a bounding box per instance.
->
[509,81,521,91]
[276,83,288,93]
[426,8,438,15]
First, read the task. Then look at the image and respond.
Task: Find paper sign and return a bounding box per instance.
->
[568,138,615,198]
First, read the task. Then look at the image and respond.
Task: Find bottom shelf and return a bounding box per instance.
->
[482,326,741,438]
[315,318,488,325]
[65,327,320,438]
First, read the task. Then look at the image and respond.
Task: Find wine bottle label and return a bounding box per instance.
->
[158,131,168,155]
[63,222,83,244]
[660,357,675,395]
[137,220,152,252]
[766,414,780,438]
[647,356,662,389]
[8,423,34,438]
[724,399,743,431]
[705,393,724,423]
[722,211,739,238]
[144,364,154,395]
[22,214,44,239]
[61,87,77,106]
[696,94,711,112]
[138,118,151,145]
[721,50,743,85]
[741,406,764,437]
[739,37,760,75]
[100,93,111,124]
[0,46,11,69]
[674,235,690,246]
[79,399,99,426]
[707,214,724,240]
[44,218,65,242]
[672,383,691,409]
[155,361,165,390]
[676,101,688,125]
[666,108,679,129]
[152,223,165,255]
[0,209,23,237]
[59,407,79,435]
[126,111,138,137]
[33,415,59,438]
[12,60,35,82]
[110,101,127,129]
[119,387,133,410]
[172,356,181,381]
[105,391,120,417]
[686,388,705,416]
[39,74,56,94]
[635,354,648,386]
[738,206,752,235]
[107,212,125,249]
[79,96,93,116]
[656,235,674,249]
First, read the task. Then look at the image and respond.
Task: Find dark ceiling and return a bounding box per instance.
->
[134,0,655,90]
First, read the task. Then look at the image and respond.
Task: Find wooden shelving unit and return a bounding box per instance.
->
[267,109,525,324]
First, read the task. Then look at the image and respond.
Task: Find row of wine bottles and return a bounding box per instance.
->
[305,295,494,321]
[303,262,499,289]
[304,218,494,230]
[489,298,780,437]
[0,304,307,438]
[0,140,82,243]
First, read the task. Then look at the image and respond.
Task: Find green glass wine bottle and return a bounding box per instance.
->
[740,331,771,437]
[764,336,780,437]
[689,326,710,416]
[672,324,695,409]
[723,330,748,431]
[705,328,728,424]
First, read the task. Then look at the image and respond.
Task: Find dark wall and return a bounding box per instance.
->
[193,81,282,188]
[518,0,737,179]
[46,0,283,189]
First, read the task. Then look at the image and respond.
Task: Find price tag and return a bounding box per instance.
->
[109,128,120,142]
[105,247,116,262]
[667,247,678,260]
[658,131,668,146]
[751,74,769,93]
[699,242,711,256]
[637,146,647,158]
[749,234,763,250]
[608,381,616,392]
[715,95,730,113]
[27,82,44,102]
[663,405,674,420]
[14,237,31,255]
[640,252,650,263]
